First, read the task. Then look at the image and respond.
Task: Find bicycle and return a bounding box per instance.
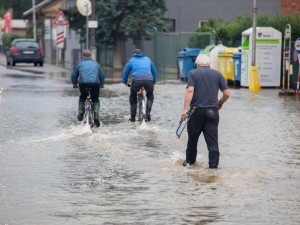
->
[128,83,146,123]
[82,88,95,128]
[137,87,146,122]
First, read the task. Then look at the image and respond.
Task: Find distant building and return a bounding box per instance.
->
[22,0,294,70]
[164,0,281,33]
[0,19,28,35]
[281,0,300,15]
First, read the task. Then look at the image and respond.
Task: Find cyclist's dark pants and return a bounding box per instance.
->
[129,80,154,105]
[186,108,220,168]
[79,83,100,103]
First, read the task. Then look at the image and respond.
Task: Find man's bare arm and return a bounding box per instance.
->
[218,89,230,110]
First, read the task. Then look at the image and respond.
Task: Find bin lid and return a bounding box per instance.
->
[224,48,239,54]
[200,44,215,54]
[232,51,242,58]
[178,48,201,56]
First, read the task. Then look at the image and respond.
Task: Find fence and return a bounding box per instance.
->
[153,31,216,80]
[96,31,216,80]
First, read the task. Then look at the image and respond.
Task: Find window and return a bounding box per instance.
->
[15,41,39,48]
[164,19,176,32]
[198,20,208,28]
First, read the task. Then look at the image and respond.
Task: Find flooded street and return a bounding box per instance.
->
[0,66,299,225]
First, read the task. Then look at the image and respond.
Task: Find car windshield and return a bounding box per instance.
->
[15,41,39,48]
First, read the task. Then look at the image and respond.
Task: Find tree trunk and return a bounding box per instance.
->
[113,39,125,69]
[136,35,144,51]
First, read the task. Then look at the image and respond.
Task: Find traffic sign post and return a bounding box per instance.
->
[53,12,68,66]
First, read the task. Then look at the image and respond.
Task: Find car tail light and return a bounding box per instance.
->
[12,48,19,53]
[38,48,44,54]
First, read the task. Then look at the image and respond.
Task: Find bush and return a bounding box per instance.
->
[2,33,25,54]
[191,13,300,47]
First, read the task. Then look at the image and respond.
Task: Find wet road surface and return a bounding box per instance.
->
[0,66,299,225]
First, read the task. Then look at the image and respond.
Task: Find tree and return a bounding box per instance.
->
[96,0,167,68]
[64,0,167,68]
[0,0,44,19]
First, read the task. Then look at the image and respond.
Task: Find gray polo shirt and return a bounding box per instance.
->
[187,66,228,108]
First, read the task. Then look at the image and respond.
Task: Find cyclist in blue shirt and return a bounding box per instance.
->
[122,49,157,122]
[71,49,105,127]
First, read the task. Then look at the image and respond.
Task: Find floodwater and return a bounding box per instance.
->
[0,67,299,225]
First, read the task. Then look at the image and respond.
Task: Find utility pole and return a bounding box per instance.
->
[91,0,97,60]
[32,0,36,40]
[249,0,260,92]
[85,2,89,49]
[251,0,257,67]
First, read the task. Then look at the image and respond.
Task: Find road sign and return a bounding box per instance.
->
[295,38,300,54]
[54,12,68,26]
[56,26,64,48]
[285,25,291,40]
[88,20,98,28]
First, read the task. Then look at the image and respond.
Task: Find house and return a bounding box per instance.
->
[23,0,81,67]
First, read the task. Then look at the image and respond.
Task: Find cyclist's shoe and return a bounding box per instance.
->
[77,101,85,121]
[145,115,151,122]
[145,100,153,122]
[94,119,100,127]
[77,113,84,121]
[129,105,137,122]
[129,118,135,122]
[93,106,100,127]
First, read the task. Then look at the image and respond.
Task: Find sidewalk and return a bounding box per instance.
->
[0,54,71,74]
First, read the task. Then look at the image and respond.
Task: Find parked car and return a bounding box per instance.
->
[6,39,44,67]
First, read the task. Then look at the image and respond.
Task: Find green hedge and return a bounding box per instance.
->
[190,13,300,47]
[2,33,25,54]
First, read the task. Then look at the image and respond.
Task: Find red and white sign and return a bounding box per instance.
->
[56,26,64,48]
[54,12,68,26]
[3,10,12,33]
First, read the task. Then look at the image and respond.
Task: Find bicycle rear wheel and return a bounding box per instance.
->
[138,102,143,122]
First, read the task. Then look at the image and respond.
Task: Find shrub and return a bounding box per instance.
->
[191,13,300,47]
[2,33,25,54]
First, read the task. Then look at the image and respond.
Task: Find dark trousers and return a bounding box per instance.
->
[186,108,220,168]
[79,83,100,103]
[129,80,154,105]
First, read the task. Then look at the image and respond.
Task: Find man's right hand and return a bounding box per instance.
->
[73,84,79,88]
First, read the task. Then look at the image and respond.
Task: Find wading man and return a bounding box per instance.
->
[71,49,105,127]
[181,54,230,169]
[122,49,157,122]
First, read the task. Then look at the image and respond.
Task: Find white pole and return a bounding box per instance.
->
[32,0,36,40]
[85,3,89,49]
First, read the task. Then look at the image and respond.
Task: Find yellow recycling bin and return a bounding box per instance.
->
[218,48,238,82]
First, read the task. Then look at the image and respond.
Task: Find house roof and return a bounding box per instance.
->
[22,0,54,18]
[0,19,28,29]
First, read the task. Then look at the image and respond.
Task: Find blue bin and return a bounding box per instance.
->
[177,48,201,81]
[232,51,242,87]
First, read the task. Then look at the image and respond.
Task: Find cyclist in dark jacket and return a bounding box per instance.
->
[71,49,105,127]
[122,49,157,122]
